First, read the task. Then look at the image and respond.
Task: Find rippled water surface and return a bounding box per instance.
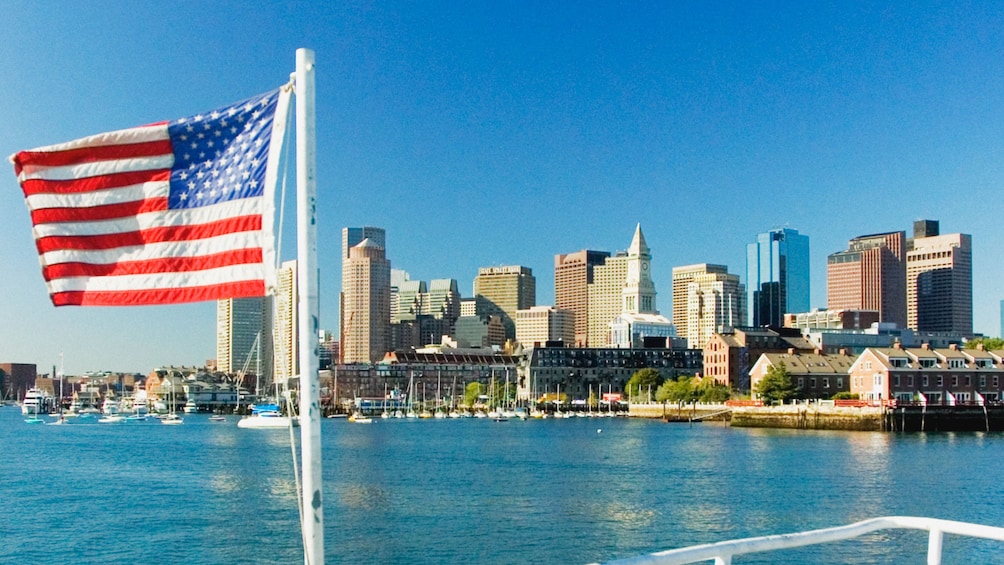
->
[2,407,1003,563]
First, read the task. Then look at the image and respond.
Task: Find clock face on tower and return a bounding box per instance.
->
[642,262,649,271]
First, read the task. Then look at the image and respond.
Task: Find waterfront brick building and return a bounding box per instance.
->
[703,327,815,391]
[330,350,520,408]
[749,350,856,400]
[849,344,1004,404]
[518,343,702,403]
[1,363,37,403]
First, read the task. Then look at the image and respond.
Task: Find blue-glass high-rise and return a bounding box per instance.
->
[746,228,810,327]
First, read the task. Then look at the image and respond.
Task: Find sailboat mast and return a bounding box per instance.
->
[295,48,323,565]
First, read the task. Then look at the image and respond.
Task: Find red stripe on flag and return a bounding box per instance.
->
[12,140,173,174]
[35,215,263,253]
[42,249,263,280]
[20,170,171,196]
[31,197,169,225]
[50,280,266,307]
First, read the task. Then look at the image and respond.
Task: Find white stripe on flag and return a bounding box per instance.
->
[18,155,174,183]
[32,198,264,237]
[26,180,170,210]
[47,264,266,293]
[40,231,265,266]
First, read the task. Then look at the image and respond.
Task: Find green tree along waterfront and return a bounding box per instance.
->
[625,368,663,402]
[656,375,731,404]
[755,364,797,405]
[464,381,483,407]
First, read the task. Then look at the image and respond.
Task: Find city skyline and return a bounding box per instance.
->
[3,3,1004,373]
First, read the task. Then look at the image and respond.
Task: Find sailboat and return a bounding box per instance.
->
[51,359,68,425]
[238,382,298,429]
[405,371,418,418]
[161,379,183,425]
[380,383,391,419]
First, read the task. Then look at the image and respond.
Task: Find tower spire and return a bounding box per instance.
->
[629,223,649,257]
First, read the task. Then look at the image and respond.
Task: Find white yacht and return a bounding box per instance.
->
[237,403,298,429]
[21,388,53,416]
[102,396,119,415]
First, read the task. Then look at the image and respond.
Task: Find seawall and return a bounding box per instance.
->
[628,403,886,431]
[729,405,886,431]
[631,403,1004,432]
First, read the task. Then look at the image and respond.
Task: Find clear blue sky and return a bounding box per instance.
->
[2,1,1003,374]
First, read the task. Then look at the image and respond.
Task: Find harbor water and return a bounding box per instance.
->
[2,406,1002,564]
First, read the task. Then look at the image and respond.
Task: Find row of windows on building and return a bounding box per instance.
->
[854,374,1001,389]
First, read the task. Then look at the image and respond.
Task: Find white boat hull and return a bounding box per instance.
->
[237,415,299,429]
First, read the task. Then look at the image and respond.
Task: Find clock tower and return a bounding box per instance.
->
[623,223,657,314]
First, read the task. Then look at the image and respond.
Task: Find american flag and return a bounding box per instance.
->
[10,86,290,306]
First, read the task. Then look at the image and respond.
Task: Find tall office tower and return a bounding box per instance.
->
[389,269,410,323]
[342,226,386,260]
[673,264,727,330]
[341,237,391,363]
[826,231,906,327]
[394,280,426,323]
[676,266,744,349]
[426,279,461,323]
[273,260,298,382]
[390,278,461,350]
[216,296,272,379]
[746,227,810,327]
[906,220,972,334]
[515,306,575,348]
[341,227,389,363]
[555,250,611,347]
[622,224,658,314]
[587,253,629,347]
[473,265,536,339]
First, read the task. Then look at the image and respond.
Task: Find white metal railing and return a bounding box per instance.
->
[597,516,1004,565]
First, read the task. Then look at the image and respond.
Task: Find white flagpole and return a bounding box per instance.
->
[295,47,323,565]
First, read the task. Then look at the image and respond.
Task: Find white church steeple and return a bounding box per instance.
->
[623,223,657,314]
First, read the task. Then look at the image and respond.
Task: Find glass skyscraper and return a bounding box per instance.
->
[746,228,810,327]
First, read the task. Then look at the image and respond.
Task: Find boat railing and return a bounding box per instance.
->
[597,516,1004,565]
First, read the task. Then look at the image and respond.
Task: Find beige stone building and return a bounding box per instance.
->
[906,221,972,335]
[273,260,298,382]
[587,253,628,348]
[473,265,535,339]
[216,296,271,378]
[671,264,744,349]
[515,306,575,348]
[341,236,391,363]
